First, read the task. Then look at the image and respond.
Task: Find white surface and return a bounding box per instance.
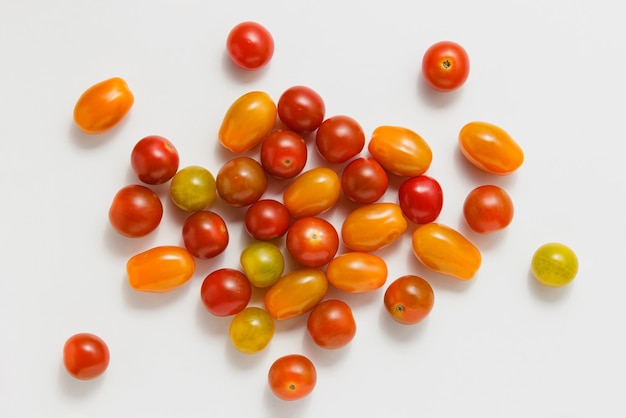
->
[1,1,624,417]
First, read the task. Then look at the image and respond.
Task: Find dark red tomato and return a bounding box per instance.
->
[182,211,229,259]
[384,275,434,325]
[268,354,317,401]
[109,184,163,238]
[422,40,470,92]
[341,157,389,204]
[130,135,179,185]
[200,268,252,316]
[398,175,443,224]
[216,156,268,207]
[463,185,514,233]
[63,333,110,380]
[245,199,291,241]
[315,115,365,163]
[306,299,356,350]
[286,216,339,268]
[226,21,274,70]
[277,85,325,133]
[260,129,307,179]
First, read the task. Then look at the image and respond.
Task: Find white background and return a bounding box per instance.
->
[1,1,624,417]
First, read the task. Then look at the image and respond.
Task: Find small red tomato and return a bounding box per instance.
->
[63,333,110,380]
[182,211,229,259]
[463,185,514,233]
[200,268,252,316]
[268,354,317,401]
[341,157,389,204]
[307,299,357,349]
[422,41,470,92]
[398,175,443,224]
[277,85,325,133]
[286,216,339,268]
[216,156,268,207]
[226,21,274,70]
[245,199,291,241]
[384,275,434,325]
[130,135,179,185]
[315,115,365,163]
[108,184,163,238]
[260,129,307,179]
[73,77,134,134]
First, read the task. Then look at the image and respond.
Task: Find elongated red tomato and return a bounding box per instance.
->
[127,246,195,292]
[264,268,328,320]
[368,125,433,177]
[219,91,276,153]
[326,252,388,292]
[283,167,340,218]
[459,121,524,175]
[341,203,407,252]
[73,77,134,134]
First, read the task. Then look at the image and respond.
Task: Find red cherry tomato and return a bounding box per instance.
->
[384,275,434,325]
[286,216,339,268]
[422,41,470,92]
[130,135,179,185]
[226,21,274,70]
[260,129,307,179]
[108,184,163,238]
[73,77,134,134]
[182,211,229,259]
[63,333,110,380]
[126,246,196,292]
[398,175,443,224]
[341,157,389,204]
[463,185,514,233]
[315,115,365,163]
[245,199,291,241]
[277,85,325,133]
[268,354,317,401]
[200,268,252,316]
[216,156,268,207]
[307,299,357,349]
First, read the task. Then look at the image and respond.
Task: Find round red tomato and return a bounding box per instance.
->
[63,333,110,380]
[286,216,339,268]
[130,135,179,185]
[245,199,291,241]
[260,129,307,179]
[226,21,274,70]
[182,211,229,259]
[341,157,388,204]
[216,156,268,207]
[108,184,163,238]
[398,175,443,224]
[268,354,317,401]
[422,40,470,92]
[384,275,434,325]
[307,299,356,349]
[463,185,514,233]
[200,268,252,316]
[315,115,365,163]
[277,85,325,133]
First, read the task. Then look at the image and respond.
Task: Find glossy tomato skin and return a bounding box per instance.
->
[368,126,433,177]
[170,165,217,212]
[200,268,251,316]
[326,252,388,293]
[277,85,325,133]
[531,242,578,287]
[229,307,275,354]
[341,157,388,204]
[127,246,195,292]
[260,129,307,179]
[268,354,317,401]
[130,135,179,185]
[240,241,285,288]
[245,199,291,241]
[219,91,277,153]
[264,268,328,320]
[63,333,110,380]
[458,121,524,175]
[286,217,339,268]
[422,41,470,92]
[283,167,341,218]
[182,211,229,259]
[216,157,268,207]
[315,115,365,163]
[341,203,408,252]
[109,184,163,238]
[73,77,134,134]
[226,21,274,70]
[463,185,514,233]
[307,299,356,349]
[398,175,443,224]
[384,275,434,325]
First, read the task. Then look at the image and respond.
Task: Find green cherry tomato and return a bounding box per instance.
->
[170,165,217,212]
[240,241,285,288]
[531,243,578,287]
[229,307,275,354]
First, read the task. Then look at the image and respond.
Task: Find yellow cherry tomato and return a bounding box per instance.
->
[341,202,407,252]
[283,167,341,218]
[531,242,578,287]
[368,125,433,177]
[458,121,524,175]
[326,252,388,293]
[264,268,328,320]
[73,77,134,134]
[126,246,195,292]
[229,307,275,354]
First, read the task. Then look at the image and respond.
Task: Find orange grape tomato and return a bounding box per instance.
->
[458,121,524,175]
[218,91,277,153]
[126,246,195,292]
[411,223,481,280]
[282,167,341,218]
[341,202,408,252]
[326,252,388,292]
[367,125,433,177]
[264,268,328,320]
[73,77,134,134]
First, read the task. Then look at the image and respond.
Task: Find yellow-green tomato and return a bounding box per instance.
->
[229,307,275,354]
[264,268,328,320]
[219,91,277,153]
[531,242,578,287]
[240,241,285,288]
[170,165,216,212]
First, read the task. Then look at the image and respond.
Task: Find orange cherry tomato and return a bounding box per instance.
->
[264,268,328,320]
[368,125,432,177]
[73,77,134,134]
[126,246,195,292]
[218,91,277,153]
[341,202,407,252]
[326,252,388,293]
[268,354,317,401]
[306,299,356,349]
[411,223,481,280]
[282,167,341,218]
[458,121,524,175]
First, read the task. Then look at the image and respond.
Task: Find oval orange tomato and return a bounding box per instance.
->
[326,252,388,292]
[73,77,134,134]
[264,268,328,320]
[368,125,432,177]
[341,202,407,252]
[126,246,195,292]
[218,91,276,153]
[458,121,524,175]
[283,167,341,218]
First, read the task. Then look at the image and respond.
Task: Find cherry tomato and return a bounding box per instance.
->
[411,223,481,280]
[341,157,388,204]
[182,211,229,259]
[283,167,341,218]
[368,125,432,177]
[130,135,179,185]
[216,156,268,207]
[384,275,434,325]
[421,41,470,92]
[229,307,275,354]
[326,252,388,293]
[531,243,578,287]
[458,121,524,175]
[108,184,163,238]
[277,85,325,133]
[170,165,217,212]
[315,115,365,163]
[73,77,134,134]
[226,21,274,70]
[268,354,317,401]
[398,175,443,224]
[260,129,307,179]
[341,202,407,252]
[264,268,328,320]
[218,91,276,153]
[240,241,285,288]
[200,268,251,316]
[286,217,339,268]
[127,246,195,292]
[245,199,291,241]
[307,299,356,349]
[463,185,514,233]
[63,333,110,380]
